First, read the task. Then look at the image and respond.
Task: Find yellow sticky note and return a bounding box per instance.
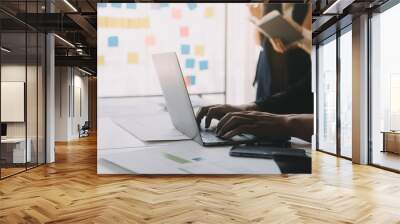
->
[138,17,150,28]
[98,17,106,27]
[194,45,204,57]
[98,16,150,29]
[110,17,120,27]
[98,56,105,65]
[128,53,139,64]
[126,17,150,29]
[204,7,214,18]
[119,18,128,28]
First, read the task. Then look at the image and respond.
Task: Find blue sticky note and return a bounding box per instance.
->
[199,60,208,70]
[97,3,107,8]
[187,3,197,10]
[160,3,169,8]
[189,75,196,85]
[181,45,190,55]
[126,3,136,9]
[185,59,195,69]
[111,3,122,8]
[108,36,118,47]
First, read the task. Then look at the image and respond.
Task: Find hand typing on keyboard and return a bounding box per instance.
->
[196,104,259,128]
[196,105,313,142]
[215,112,313,142]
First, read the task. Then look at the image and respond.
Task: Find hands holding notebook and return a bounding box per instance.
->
[251,8,312,54]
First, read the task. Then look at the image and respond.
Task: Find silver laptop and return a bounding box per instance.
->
[152,52,256,146]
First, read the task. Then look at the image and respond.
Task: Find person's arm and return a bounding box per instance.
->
[287,114,313,142]
[298,28,312,54]
[255,75,313,114]
[215,111,314,142]
[196,74,312,127]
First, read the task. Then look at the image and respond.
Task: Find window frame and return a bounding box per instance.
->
[315,23,353,160]
[0,0,47,180]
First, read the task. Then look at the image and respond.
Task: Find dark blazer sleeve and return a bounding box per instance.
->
[255,47,313,114]
[255,75,313,114]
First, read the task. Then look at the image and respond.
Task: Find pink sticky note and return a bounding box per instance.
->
[145,35,156,46]
[180,26,189,37]
[183,76,190,86]
[171,8,181,19]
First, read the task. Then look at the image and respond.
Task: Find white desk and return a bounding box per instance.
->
[1,138,32,163]
[98,97,311,174]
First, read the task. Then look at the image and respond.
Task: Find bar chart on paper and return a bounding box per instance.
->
[97,3,226,97]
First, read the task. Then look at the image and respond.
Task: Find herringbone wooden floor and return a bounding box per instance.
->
[1,134,400,224]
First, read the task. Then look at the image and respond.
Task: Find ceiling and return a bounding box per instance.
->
[1,0,393,74]
[0,0,99,74]
[311,0,391,43]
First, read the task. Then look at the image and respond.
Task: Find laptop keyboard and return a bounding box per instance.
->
[200,131,227,143]
[200,129,254,144]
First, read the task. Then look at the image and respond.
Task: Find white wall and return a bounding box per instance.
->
[1,66,27,143]
[55,67,70,141]
[1,65,37,138]
[225,4,258,105]
[55,67,89,141]
[1,64,46,163]
[1,66,26,131]
[72,74,89,138]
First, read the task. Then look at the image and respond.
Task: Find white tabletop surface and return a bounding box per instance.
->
[98,96,311,174]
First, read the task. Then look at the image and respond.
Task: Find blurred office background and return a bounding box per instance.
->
[1,0,400,178]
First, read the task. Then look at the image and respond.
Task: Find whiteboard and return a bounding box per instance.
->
[97,3,226,97]
[1,82,25,122]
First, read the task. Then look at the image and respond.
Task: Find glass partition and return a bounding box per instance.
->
[317,36,337,154]
[1,31,28,178]
[27,31,38,169]
[370,3,400,171]
[26,0,43,169]
[37,1,46,166]
[339,28,352,158]
[0,1,46,179]
[38,32,45,165]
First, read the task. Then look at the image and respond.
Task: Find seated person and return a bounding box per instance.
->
[196,59,312,142]
[196,4,313,142]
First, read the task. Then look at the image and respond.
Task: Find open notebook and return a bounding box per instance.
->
[250,10,304,46]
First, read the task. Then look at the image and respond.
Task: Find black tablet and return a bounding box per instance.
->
[229,145,306,159]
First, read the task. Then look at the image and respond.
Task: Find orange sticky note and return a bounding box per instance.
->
[128,52,139,64]
[194,45,204,57]
[98,56,105,65]
[171,8,181,19]
[180,26,189,37]
[145,35,156,46]
[204,7,214,18]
